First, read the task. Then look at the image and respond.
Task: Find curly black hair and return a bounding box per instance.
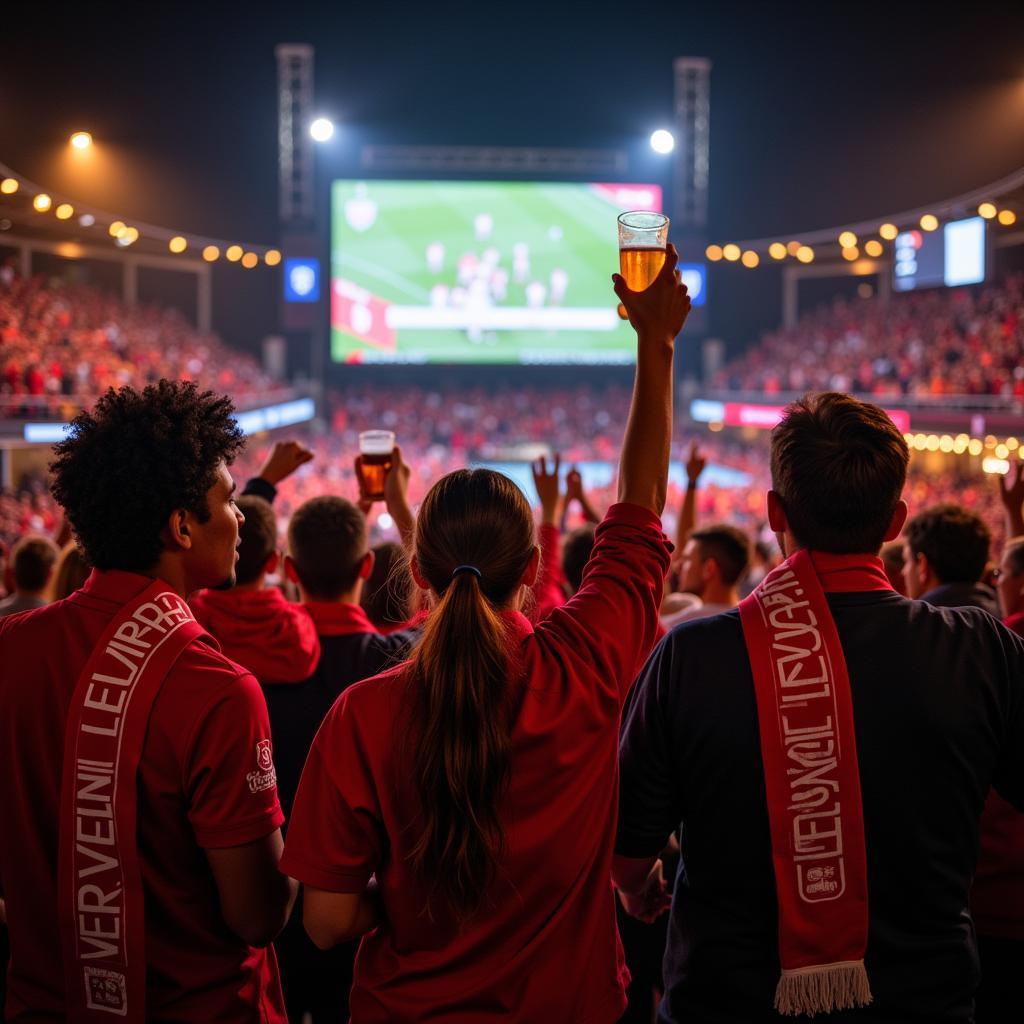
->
[50,381,245,572]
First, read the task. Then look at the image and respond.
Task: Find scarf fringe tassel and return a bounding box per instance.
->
[774,960,873,1017]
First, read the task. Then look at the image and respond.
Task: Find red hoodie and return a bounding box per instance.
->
[190,587,321,685]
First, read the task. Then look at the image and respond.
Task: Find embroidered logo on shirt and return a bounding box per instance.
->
[247,739,277,794]
[84,966,127,1014]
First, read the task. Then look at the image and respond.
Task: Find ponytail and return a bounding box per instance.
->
[408,469,535,919]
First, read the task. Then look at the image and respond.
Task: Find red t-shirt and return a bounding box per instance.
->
[280,503,671,1022]
[0,570,287,1023]
[190,585,321,684]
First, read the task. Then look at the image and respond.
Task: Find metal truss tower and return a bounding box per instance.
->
[275,44,315,227]
[672,57,711,231]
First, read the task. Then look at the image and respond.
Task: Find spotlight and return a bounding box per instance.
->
[310,117,335,143]
[649,129,675,154]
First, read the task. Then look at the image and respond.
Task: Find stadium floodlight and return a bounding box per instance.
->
[310,117,335,143]
[69,132,92,150]
[649,129,675,155]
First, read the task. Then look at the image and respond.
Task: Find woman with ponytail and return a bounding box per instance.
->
[281,246,691,1021]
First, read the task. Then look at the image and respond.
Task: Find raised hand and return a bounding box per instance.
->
[612,243,691,342]
[685,441,707,487]
[998,461,1024,537]
[531,453,562,526]
[257,440,315,486]
[565,466,584,504]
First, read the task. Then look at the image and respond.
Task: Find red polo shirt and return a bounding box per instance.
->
[281,503,671,1022]
[0,570,287,1023]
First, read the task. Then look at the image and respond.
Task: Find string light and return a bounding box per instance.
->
[226,245,243,262]
[879,223,898,240]
[920,214,939,231]
[978,202,997,219]
[722,244,741,262]
[838,231,857,248]
[0,178,18,195]
[241,252,258,269]
[741,250,759,268]
[168,236,187,253]
[33,194,52,212]
[108,221,125,237]
[768,242,787,260]
[998,209,1017,226]
[264,250,282,266]
[705,244,723,262]
[842,246,859,261]
[864,239,883,257]
[202,245,220,262]
[796,245,814,264]
[55,203,74,220]
[786,241,802,256]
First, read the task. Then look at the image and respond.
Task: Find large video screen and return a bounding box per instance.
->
[893,216,986,293]
[330,179,663,365]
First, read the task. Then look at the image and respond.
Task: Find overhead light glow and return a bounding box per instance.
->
[310,117,335,142]
[69,132,93,150]
[649,129,675,154]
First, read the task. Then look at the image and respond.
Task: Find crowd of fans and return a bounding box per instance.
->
[713,272,1024,400]
[0,269,284,417]
[3,260,1024,1024]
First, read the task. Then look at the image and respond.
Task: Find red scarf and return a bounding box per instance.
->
[58,579,207,1023]
[739,549,892,1015]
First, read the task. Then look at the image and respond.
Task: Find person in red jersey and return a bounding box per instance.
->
[0,381,296,1024]
[279,247,691,1021]
[191,440,320,685]
[271,487,419,1024]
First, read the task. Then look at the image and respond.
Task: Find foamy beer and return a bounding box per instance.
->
[616,211,669,320]
[358,430,396,501]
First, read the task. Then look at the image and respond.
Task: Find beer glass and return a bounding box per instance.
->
[617,211,669,320]
[358,430,395,502]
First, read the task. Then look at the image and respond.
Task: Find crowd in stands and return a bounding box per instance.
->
[712,272,1024,400]
[4,259,1024,1024]
[0,269,284,417]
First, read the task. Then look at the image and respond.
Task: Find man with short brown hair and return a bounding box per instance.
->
[271,473,419,1024]
[616,391,1024,1023]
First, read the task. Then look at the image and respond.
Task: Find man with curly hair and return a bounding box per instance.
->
[0,381,295,1023]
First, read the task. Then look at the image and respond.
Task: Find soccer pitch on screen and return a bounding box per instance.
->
[329,179,663,365]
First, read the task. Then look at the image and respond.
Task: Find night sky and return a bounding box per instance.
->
[3,0,1024,364]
